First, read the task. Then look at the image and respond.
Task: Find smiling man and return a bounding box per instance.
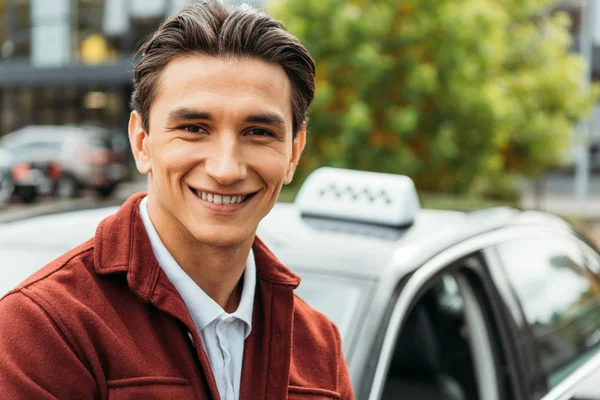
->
[0,2,354,399]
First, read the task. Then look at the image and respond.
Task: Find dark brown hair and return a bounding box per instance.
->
[130,1,315,136]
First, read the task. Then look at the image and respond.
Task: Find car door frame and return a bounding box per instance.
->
[485,228,600,400]
[483,244,549,398]
[364,227,540,400]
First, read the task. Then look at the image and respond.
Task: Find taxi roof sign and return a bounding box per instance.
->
[295,167,421,227]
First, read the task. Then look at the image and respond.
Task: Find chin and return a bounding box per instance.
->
[192,230,254,249]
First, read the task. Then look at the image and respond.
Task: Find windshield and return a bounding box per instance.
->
[294,272,366,345]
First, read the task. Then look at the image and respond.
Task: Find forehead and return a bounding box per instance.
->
[152,55,292,122]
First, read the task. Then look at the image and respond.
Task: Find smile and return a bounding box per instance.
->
[190,187,256,205]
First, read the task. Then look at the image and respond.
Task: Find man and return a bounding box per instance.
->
[0,2,354,399]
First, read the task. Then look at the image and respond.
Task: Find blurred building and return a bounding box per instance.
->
[0,0,591,144]
[558,0,600,166]
[0,0,263,136]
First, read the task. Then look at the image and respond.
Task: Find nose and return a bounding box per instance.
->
[204,135,247,186]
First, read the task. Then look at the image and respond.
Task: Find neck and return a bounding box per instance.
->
[181,240,252,313]
[147,200,253,313]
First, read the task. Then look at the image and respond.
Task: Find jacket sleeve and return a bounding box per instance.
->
[0,292,97,399]
[332,322,355,400]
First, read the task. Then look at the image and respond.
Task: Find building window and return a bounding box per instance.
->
[0,0,31,61]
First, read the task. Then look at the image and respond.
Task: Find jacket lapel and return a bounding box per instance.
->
[239,239,300,400]
[93,193,221,400]
[239,281,295,400]
[149,272,222,400]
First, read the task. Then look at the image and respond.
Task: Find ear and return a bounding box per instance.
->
[284,123,307,185]
[128,111,152,175]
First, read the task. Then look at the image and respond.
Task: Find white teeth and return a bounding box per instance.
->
[196,191,248,205]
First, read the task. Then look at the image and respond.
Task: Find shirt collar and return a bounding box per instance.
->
[139,196,255,337]
[233,247,255,335]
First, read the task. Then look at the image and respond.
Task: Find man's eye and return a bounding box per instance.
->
[179,125,206,134]
[247,128,274,137]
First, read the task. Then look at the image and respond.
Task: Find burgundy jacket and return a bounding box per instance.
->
[0,194,354,400]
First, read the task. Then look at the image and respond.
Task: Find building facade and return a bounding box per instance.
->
[0,0,262,136]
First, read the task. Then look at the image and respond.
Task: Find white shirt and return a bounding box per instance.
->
[139,197,256,400]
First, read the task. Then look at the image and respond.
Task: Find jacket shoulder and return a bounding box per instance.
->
[0,237,134,366]
[2,238,96,300]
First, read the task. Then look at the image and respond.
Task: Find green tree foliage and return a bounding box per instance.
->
[270,0,598,198]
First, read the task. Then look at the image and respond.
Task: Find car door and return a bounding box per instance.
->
[488,232,600,400]
[367,252,523,400]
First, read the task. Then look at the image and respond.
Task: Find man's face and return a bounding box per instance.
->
[129,55,305,248]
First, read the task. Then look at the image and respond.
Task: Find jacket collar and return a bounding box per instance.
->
[93,193,301,302]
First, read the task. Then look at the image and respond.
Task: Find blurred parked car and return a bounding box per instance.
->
[0,148,14,207]
[0,125,129,199]
[9,146,58,203]
[0,145,52,203]
[2,167,600,400]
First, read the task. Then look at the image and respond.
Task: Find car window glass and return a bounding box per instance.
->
[496,238,600,389]
[110,134,129,152]
[83,136,109,149]
[381,273,483,400]
[31,141,62,150]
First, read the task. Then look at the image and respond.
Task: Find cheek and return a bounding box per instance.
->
[152,139,197,170]
[248,149,290,187]
[149,139,199,188]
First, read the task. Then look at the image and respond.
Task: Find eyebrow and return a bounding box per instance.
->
[167,108,213,122]
[244,112,287,130]
[167,108,288,130]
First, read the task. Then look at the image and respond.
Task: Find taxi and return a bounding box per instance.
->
[1,167,600,400]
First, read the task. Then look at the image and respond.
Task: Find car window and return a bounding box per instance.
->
[495,238,600,390]
[380,272,495,400]
[86,137,110,150]
[110,133,129,153]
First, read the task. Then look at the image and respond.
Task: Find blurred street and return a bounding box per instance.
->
[521,173,600,220]
[0,178,147,223]
[533,173,600,195]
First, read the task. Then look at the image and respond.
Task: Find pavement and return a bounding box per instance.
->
[0,180,148,223]
[519,192,600,248]
[520,192,600,221]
